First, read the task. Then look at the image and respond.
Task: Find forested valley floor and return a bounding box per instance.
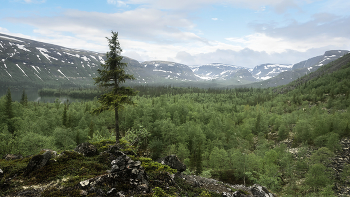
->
[1,56,350,196]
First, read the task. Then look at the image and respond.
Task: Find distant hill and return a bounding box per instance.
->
[275,52,350,94]
[234,50,350,88]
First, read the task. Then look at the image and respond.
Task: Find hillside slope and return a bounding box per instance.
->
[236,50,349,88]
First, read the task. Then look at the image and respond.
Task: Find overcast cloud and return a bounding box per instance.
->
[0,0,349,67]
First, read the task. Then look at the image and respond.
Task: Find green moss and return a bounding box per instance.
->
[242,189,250,195]
[90,139,116,152]
[135,157,177,174]
[152,186,176,197]
[0,156,31,180]
[199,190,212,196]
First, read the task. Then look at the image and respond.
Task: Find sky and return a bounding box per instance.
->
[0,0,349,68]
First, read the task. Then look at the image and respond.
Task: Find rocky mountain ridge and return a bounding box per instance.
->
[0,33,348,88]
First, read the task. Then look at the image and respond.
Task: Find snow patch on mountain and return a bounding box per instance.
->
[37,47,58,62]
[98,56,105,64]
[35,73,43,81]
[57,69,69,80]
[5,70,12,77]
[32,65,40,73]
[16,44,30,52]
[16,64,28,77]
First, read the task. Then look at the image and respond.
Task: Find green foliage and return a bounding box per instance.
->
[62,104,68,127]
[20,90,28,106]
[149,138,165,160]
[277,124,289,141]
[305,163,331,192]
[340,164,350,182]
[309,147,334,166]
[5,88,14,133]
[152,186,176,197]
[18,132,56,156]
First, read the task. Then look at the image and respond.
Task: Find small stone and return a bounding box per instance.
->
[132,169,139,174]
[134,161,141,166]
[111,165,120,173]
[80,180,90,188]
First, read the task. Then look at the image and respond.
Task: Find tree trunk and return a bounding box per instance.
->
[115,104,120,143]
[114,72,120,143]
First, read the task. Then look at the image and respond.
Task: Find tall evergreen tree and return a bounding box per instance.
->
[20,89,28,106]
[93,31,137,142]
[62,104,68,127]
[5,88,14,133]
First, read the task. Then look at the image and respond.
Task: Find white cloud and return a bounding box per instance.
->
[124,0,300,12]
[226,33,350,54]
[5,8,199,44]
[107,0,128,7]
[212,18,218,20]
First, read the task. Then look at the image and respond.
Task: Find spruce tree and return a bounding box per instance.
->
[20,89,28,106]
[5,88,14,133]
[62,104,68,127]
[93,31,137,142]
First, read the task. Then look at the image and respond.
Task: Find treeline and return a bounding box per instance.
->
[38,85,272,105]
[38,88,104,99]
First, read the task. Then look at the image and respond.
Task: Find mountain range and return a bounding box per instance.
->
[0,33,349,88]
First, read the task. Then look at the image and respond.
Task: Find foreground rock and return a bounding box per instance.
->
[1,143,276,197]
[24,151,52,176]
[78,151,149,196]
[157,154,186,172]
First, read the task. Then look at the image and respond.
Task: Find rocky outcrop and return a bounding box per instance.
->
[24,151,52,176]
[250,184,275,197]
[157,154,186,172]
[74,142,98,157]
[331,138,350,196]
[78,151,149,196]
[1,144,276,197]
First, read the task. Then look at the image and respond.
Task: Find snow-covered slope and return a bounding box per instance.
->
[0,33,105,87]
[191,63,247,80]
[250,64,293,80]
[292,50,349,70]
[140,61,198,82]
[1,33,348,88]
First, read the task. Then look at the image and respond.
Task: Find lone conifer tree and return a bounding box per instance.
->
[5,88,14,133]
[93,31,137,142]
[20,90,28,106]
